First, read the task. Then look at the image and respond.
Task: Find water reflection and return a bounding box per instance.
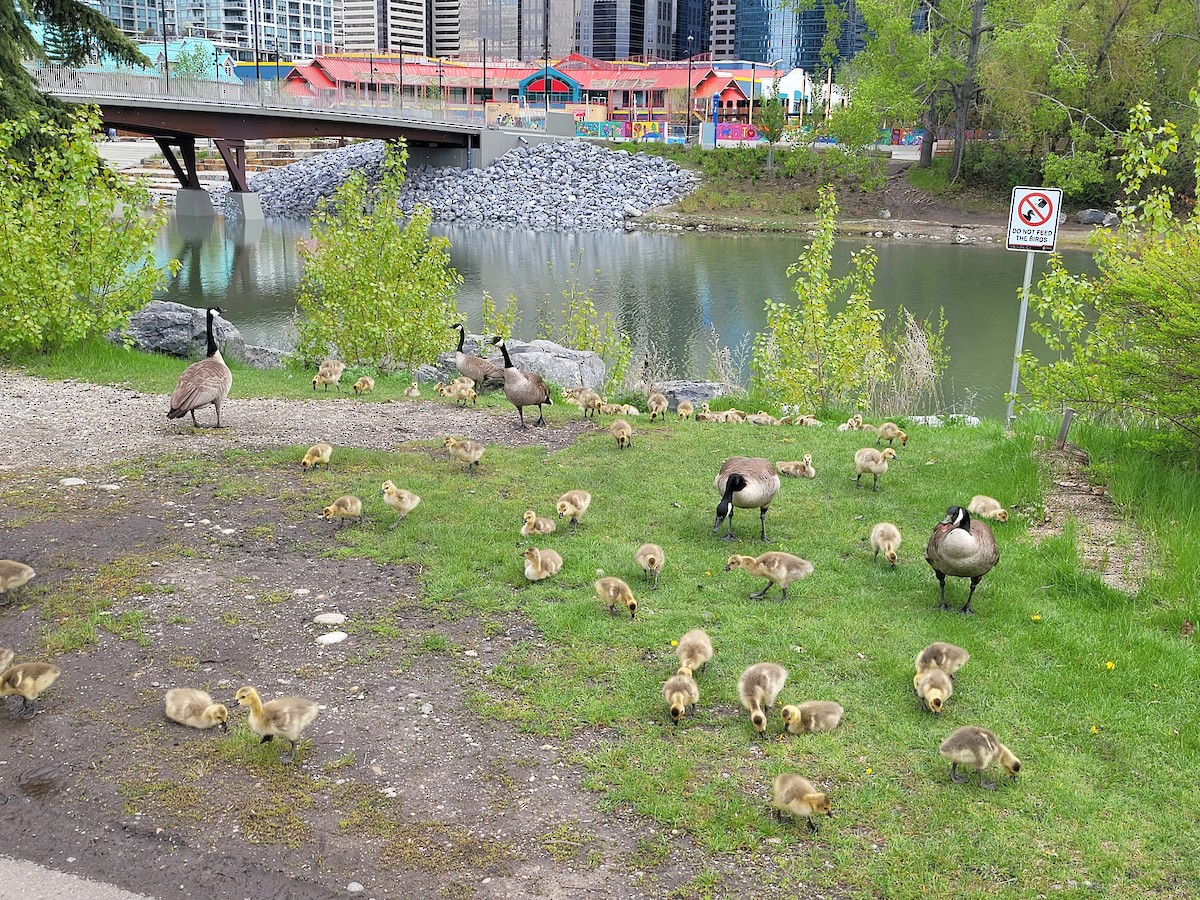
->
[153,216,1095,418]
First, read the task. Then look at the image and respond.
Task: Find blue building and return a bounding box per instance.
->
[795,0,867,75]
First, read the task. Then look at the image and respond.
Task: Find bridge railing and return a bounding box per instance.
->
[30,63,523,130]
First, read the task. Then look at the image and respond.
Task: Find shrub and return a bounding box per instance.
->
[536,255,631,393]
[480,291,519,340]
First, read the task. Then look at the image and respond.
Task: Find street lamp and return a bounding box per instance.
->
[154,0,170,93]
[252,0,260,83]
[543,0,550,117]
[686,35,693,143]
[438,56,444,113]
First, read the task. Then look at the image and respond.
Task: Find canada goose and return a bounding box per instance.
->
[0,648,13,672]
[312,358,346,392]
[738,662,788,737]
[677,399,694,420]
[854,447,898,491]
[437,381,478,407]
[403,381,421,398]
[235,686,319,764]
[781,414,821,427]
[621,404,642,417]
[781,700,844,734]
[443,436,485,472]
[352,375,375,395]
[167,306,233,428]
[576,389,603,418]
[925,506,1000,613]
[662,672,699,724]
[873,422,908,447]
[647,392,668,421]
[746,411,782,426]
[968,495,1009,523]
[635,543,665,589]
[939,725,1021,789]
[694,410,717,423]
[322,495,363,528]
[715,409,747,424]
[490,337,552,428]
[0,560,36,600]
[914,667,953,714]
[675,628,713,675]
[713,457,781,541]
[381,481,421,526]
[450,323,506,389]
[836,413,865,432]
[771,773,832,832]
[776,455,816,479]
[300,443,333,472]
[521,509,557,538]
[557,490,592,533]
[0,662,61,718]
[915,642,970,677]
[870,522,902,568]
[522,546,562,581]
[164,687,229,732]
[725,552,813,600]
[595,575,637,618]
[610,418,633,449]
[599,402,627,416]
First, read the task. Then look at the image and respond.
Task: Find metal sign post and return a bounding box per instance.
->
[1004,186,1062,423]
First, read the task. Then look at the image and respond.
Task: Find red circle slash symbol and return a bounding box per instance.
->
[1019,192,1054,227]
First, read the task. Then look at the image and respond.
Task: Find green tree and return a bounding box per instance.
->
[756,76,788,169]
[295,141,462,373]
[0,108,172,356]
[173,44,214,80]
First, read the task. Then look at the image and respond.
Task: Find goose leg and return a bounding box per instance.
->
[279,740,297,764]
[534,404,547,427]
[806,816,818,833]
[872,473,880,492]
[759,508,773,542]
[260,734,274,743]
[949,762,968,784]
[719,512,737,541]
[855,473,862,488]
[652,570,659,590]
[961,578,981,614]
[190,410,200,428]
[978,771,997,790]
[935,572,949,610]
[749,582,770,599]
[515,407,528,429]
[19,698,39,719]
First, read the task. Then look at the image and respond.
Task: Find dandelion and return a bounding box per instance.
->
[866,767,874,775]
[1090,725,1099,735]
[1031,613,1042,622]
[1106,660,1115,670]
[670,640,678,647]
[704,571,711,577]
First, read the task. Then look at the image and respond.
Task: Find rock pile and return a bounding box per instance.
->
[214,140,698,231]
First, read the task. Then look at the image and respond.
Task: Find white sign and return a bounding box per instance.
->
[1007,186,1062,252]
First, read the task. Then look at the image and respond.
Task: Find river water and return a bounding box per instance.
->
[156,215,1094,418]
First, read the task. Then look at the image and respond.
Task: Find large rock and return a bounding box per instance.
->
[116,301,247,362]
[1076,209,1118,227]
[242,344,287,370]
[655,380,732,409]
[504,338,606,391]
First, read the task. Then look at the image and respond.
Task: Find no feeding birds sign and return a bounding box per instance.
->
[1007,186,1063,252]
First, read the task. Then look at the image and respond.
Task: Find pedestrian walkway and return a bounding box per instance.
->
[0,856,154,900]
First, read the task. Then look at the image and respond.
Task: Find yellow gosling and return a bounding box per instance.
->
[235,686,319,764]
[939,725,1021,790]
[522,546,562,581]
[676,399,694,420]
[635,543,665,589]
[403,381,421,398]
[595,575,637,618]
[738,662,787,737]
[915,642,970,677]
[724,552,813,601]
[164,687,229,731]
[352,375,375,395]
[556,490,592,533]
[0,661,61,719]
[914,668,953,714]
[647,392,668,421]
[301,443,333,472]
[381,481,421,526]
[771,773,832,832]
[675,628,713,675]
[662,672,699,724]
[776,454,816,478]
[610,418,633,450]
[968,495,1009,523]
[0,560,36,600]
[854,447,898,492]
[781,701,844,734]
[520,509,557,538]
[870,522,902,568]
[322,495,362,528]
[443,436,485,472]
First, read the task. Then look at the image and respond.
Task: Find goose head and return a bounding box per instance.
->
[713,474,748,529]
[940,506,971,532]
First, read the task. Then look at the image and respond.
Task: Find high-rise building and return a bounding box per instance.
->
[430,0,460,54]
[340,0,426,52]
[457,0,574,61]
[673,0,709,61]
[795,0,866,74]
[576,0,678,60]
[709,0,798,64]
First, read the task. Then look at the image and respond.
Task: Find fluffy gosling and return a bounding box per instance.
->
[522,546,562,582]
[595,575,637,618]
[776,455,816,479]
[635,543,665,590]
[610,418,633,450]
[781,701,844,734]
[301,442,333,472]
[443,436,485,472]
[556,490,592,533]
[0,560,36,600]
[381,481,421,526]
[322,495,362,528]
[662,672,700,725]
[738,662,788,737]
[675,628,713,676]
[0,662,61,718]
[868,421,908,446]
[647,392,669,421]
[520,509,557,538]
[968,495,1009,523]
[870,522,902,568]
[312,360,344,392]
[939,725,1021,790]
[164,687,229,732]
[676,399,694,420]
[403,381,421,398]
[772,773,832,832]
[854,447,898,491]
[746,411,782,426]
[352,375,375,395]
[914,667,953,714]
[235,686,319,764]
[915,642,970,677]
[725,552,814,601]
[0,649,12,672]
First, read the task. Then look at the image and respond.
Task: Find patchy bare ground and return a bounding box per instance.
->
[0,373,829,900]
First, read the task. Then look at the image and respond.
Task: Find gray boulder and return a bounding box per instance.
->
[242,344,287,370]
[504,339,607,391]
[655,380,732,409]
[116,301,247,362]
[1076,209,1119,227]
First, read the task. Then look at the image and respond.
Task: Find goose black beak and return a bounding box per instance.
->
[219,721,229,733]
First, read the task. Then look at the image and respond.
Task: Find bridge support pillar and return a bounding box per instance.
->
[225,191,264,223]
[175,188,215,218]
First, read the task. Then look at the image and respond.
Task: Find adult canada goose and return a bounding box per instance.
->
[776,455,816,478]
[725,552,813,600]
[322,495,363,528]
[381,481,421,526]
[404,381,421,398]
[610,418,633,449]
[915,642,970,677]
[0,661,61,718]
[0,560,36,600]
[914,667,953,714]
[676,399,694,420]
[450,323,505,389]
[167,306,233,428]
[522,546,562,581]
[647,392,668,421]
[352,375,375,395]
[235,686,319,764]
[300,443,333,472]
[443,436,485,472]
[968,495,1009,523]
[925,506,1000,613]
[164,687,229,732]
[854,447,898,491]
[781,700,844,734]
[675,628,713,675]
[870,522,902,568]
[771,773,832,832]
[490,336,552,428]
[939,725,1021,789]
[635,543,665,589]
[557,489,592,533]
[595,575,637,618]
[662,672,699,724]
[713,457,781,541]
[738,662,787,736]
[520,509,557,538]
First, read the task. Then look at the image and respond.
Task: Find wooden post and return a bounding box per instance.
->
[1054,407,1075,451]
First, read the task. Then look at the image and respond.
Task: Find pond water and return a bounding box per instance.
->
[155,215,1095,419]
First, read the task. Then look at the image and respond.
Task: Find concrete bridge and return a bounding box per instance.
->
[34,65,574,219]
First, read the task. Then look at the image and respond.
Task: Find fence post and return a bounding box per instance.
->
[1054,407,1075,451]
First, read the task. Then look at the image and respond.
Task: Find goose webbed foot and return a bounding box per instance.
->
[749,586,770,600]
[978,773,997,790]
[279,741,298,764]
[949,762,968,784]
[806,817,819,833]
[960,600,976,615]
[260,734,273,744]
